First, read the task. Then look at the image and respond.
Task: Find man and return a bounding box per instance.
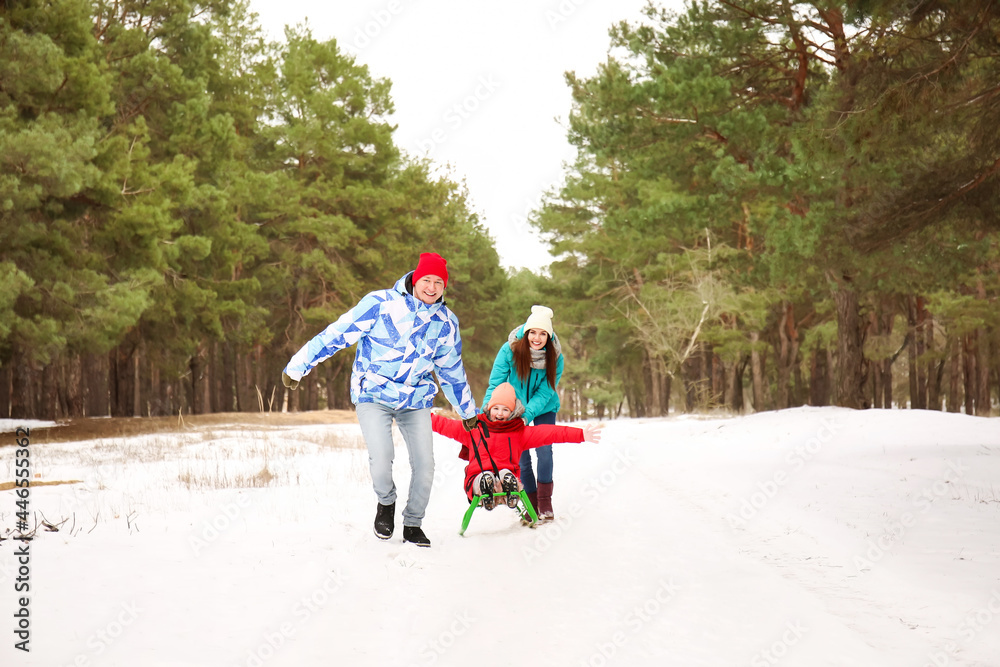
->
[282,252,478,547]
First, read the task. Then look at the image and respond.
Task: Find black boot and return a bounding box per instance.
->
[500,472,520,509]
[479,472,496,510]
[403,525,431,547]
[374,501,394,540]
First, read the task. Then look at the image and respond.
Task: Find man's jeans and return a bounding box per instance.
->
[355,402,434,527]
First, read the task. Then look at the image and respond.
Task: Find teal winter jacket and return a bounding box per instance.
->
[483,325,563,424]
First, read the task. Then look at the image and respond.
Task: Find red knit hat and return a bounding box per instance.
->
[413,252,448,288]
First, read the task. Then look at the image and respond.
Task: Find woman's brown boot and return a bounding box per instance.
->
[537,482,554,522]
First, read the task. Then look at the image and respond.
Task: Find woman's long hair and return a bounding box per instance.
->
[511,333,558,390]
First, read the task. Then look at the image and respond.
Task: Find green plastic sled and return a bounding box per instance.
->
[459,490,538,535]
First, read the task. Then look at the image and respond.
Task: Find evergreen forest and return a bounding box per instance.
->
[2,0,998,420]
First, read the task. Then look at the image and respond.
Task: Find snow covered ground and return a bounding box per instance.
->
[1,407,999,667]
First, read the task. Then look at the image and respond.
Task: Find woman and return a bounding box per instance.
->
[482,305,563,521]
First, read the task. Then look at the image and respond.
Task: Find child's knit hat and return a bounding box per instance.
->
[487,382,517,412]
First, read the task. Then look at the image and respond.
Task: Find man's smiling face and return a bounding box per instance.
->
[414,274,444,305]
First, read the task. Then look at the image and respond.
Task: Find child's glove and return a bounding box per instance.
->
[281,372,299,390]
[462,415,479,432]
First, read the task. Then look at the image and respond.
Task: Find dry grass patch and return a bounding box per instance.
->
[0,479,83,491]
[20,410,359,444]
[177,464,278,489]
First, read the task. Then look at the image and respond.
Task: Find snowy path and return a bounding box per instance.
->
[1,407,999,666]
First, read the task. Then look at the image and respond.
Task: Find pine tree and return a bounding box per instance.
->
[0,0,160,418]
[530,0,1000,413]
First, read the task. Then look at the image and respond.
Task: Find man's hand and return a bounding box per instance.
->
[462,415,480,432]
[282,371,300,390]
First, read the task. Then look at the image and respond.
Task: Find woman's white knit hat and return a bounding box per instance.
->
[523,305,554,336]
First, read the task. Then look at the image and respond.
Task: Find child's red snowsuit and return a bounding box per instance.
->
[430,413,585,500]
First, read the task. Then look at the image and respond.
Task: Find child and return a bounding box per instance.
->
[431,382,602,514]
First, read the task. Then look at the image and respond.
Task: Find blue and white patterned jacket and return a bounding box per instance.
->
[284,273,477,418]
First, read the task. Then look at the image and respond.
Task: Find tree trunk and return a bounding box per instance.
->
[703,346,713,407]
[298,366,315,412]
[189,348,206,415]
[82,353,108,417]
[880,358,892,409]
[10,354,35,420]
[56,358,76,417]
[220,342,235,412]
[924,310,942,410]
[776,302,800,409]
[992,351,999,416]
[308,370,321,411]
[792,348,805,408]
[135,360,147,417]
[109,343,137,417]
[0,364,10,418]
[234,351,252,412]
[133,351,143,417]
[177,376,190,415]
[870,297,895,409]
[154,366,172,416]
[809,344,831,407]
[164,367,176,416]
[38,362,56,420]
[833,287,869,409]
[626,364,645,418]
[643,347,663,416]
[710,350,724,408]
[916,301,928,409]
[963,333,977,415]
[206,342,217,413]
[977,327,990,416]
[682,350,703,412]
[907,324,920,409]
[947,339,961,413]
[906,296,928,409]
[726,356,748,413]
[750,331,770,411]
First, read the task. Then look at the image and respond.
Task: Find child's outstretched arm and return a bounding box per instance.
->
[431,413,472,443]
[431,412,476,460]
[523,422,603,449]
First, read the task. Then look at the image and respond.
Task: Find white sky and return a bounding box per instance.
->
[247,0,685,271]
